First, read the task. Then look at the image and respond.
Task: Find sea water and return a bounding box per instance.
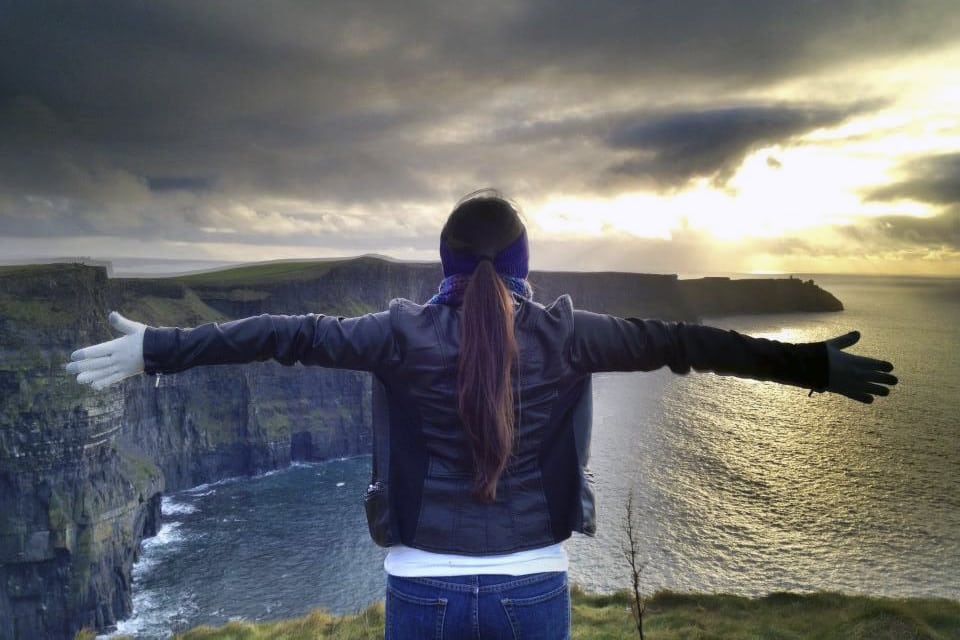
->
[103,275,960,639]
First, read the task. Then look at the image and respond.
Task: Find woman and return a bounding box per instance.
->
[66,190,897,639]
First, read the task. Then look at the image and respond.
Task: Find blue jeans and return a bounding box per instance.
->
[385,572,570,640]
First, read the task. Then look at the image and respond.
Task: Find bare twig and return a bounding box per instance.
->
[622,490,647,640]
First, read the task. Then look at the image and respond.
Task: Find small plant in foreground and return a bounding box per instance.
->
[621,489,647,640]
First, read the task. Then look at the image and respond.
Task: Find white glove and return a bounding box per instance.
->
[66,311,146,390]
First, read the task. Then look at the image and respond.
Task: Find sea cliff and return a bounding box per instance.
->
[0,258,842,640]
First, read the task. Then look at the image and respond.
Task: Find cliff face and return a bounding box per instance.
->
[0,259,842,639]
[0,266,162,639]
[121,364,371,493]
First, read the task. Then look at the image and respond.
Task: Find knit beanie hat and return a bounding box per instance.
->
[439,194,529,279]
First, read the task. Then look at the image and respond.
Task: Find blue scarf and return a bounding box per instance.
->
[428,274,533,305]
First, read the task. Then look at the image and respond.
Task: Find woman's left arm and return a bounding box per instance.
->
[822,330,898,403]
[570,311,897,403]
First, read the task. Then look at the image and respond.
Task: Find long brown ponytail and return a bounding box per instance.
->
[458,258,517,503]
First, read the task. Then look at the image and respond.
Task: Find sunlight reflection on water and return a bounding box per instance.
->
[570,275,959,599]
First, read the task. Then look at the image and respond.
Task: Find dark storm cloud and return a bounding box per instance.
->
[858,153,960,249]
[147,177,214,193]
[484,103,869,192]
[856,210,960,250]
[603,105,865,188]
[458,0,960,90]
[866,153,960,206]
[1,0,958,247]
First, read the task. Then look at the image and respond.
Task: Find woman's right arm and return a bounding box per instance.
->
[67,309,396,390]
[143,311,395,373]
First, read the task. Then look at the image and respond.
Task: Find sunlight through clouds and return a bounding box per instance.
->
[2,2,960,275]
[528,43,960,266]
[531,194,678,240]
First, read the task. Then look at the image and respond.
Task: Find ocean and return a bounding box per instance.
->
[103,275,960,639]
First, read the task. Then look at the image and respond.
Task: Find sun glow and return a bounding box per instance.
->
[531,115,942,248]
[526,43,960,272]
[531,193,678,239]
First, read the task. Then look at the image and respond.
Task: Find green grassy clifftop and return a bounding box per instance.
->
[75,589,960,640]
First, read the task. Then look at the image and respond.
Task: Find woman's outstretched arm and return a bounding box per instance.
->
[66,312,146,389]
[823,330,897,403]
[66,309,396,389]
[570,311,897,403]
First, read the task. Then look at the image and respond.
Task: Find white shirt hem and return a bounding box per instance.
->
[383,543,569,577]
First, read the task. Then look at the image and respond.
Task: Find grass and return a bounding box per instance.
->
[569,589,960,639]
[118,447,163,493]
[76,589,960,640]
[0,263,90,276]
[174,259,349,287]
[116,290,228,327]
[176,606,386,640]
[0,297,67,329]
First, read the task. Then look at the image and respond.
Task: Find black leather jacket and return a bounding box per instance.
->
[143,295,828,555]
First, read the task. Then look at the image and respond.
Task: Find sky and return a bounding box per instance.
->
[2,1,959,276]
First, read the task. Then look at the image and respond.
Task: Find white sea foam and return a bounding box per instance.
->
[142,521,184,552]
[131,553,157,578]
[168,591,201,631]
[96,589,159,639]
[100,588,200,640]
[185,475,242,495]
[336,481,346,487]
[161,496,197,515]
